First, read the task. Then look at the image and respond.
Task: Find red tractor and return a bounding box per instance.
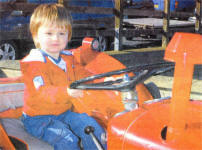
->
[0,32,201,150]
[106,32,202,150]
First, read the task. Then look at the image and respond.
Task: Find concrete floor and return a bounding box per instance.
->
[145,75,202,100]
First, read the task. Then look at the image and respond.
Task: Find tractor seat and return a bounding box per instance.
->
[0,82,53,150]
[0,118,54,150]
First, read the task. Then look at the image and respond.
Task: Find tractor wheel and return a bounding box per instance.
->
[144,82,161,99]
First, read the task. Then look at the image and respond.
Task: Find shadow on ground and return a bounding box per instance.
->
[0,69,7,78]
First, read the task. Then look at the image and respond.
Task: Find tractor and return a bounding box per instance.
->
[0,32,201,150]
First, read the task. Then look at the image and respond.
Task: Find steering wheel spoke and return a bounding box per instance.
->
[70,62,174,91]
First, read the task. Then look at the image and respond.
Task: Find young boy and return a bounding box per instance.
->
[20,4,106,150]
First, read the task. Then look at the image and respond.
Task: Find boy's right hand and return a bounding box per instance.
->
[67,88,83,98]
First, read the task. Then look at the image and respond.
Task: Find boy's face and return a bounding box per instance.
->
[35,23,68,57]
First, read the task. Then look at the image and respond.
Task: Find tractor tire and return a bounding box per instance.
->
[145,82,161,99]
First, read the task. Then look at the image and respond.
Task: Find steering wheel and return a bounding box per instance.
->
[70,62,174,92]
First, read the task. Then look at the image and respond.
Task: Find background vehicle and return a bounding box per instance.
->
[153,0,196,12]
[125,0,196,12]
[0,0,197,60]
[0,0,115,60]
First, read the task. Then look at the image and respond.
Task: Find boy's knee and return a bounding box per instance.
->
[44,125,79,143]
[54,136,80,150]
[81,113,104,131]
[47,127,80,150]
[80,113,99,125]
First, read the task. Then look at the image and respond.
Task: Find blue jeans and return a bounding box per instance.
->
[22,111,106,150]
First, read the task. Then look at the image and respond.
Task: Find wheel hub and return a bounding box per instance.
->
[0,43,15,60]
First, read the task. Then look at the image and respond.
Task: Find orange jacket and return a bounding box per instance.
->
[20,49,91,116]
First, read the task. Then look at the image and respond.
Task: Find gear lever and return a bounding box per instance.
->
[84,126,104,150]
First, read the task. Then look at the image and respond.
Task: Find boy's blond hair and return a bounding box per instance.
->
[30,3,72,48]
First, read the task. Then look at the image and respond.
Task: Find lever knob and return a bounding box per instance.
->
[84,126,94,134]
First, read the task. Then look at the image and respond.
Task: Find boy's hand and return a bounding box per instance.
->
[67,88,83,98]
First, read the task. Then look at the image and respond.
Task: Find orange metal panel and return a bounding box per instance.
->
[0,124,16,150]
[165,32,202,141]
[0,107,22,118]
[108,100,202,150]
[108,32,202,150]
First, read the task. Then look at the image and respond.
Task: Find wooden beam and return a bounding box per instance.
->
[58,0,63,4]
[0,2,38,13]
[124,8,163,18]
[65,6,113,14]
[114,0,123,51]
[195,0,201,33]
[162,0,170,48]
